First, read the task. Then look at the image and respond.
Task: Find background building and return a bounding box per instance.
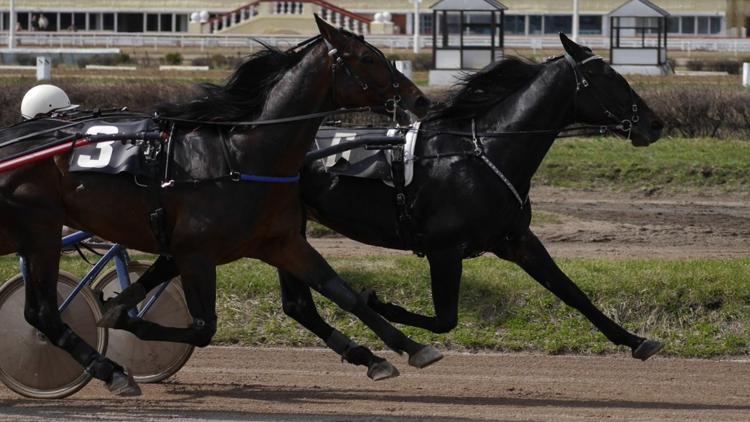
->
[0,0,747,37]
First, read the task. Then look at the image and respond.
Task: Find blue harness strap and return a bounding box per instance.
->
[237,173,300,184]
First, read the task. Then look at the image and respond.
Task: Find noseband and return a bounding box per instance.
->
[564,54,641,139]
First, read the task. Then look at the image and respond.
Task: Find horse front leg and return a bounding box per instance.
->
[20,233,140,396]
[97,254,217,347]
[495,228,663,360]
[279,269,399,380]
[265,236,443,372]
[364,247,462,334]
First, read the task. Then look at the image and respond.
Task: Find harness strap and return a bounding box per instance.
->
[389,143,417,249]
[158,106,374,127]
[471,120,527,210]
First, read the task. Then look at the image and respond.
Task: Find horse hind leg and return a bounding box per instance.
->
[97,254,218,347]
[279,269,398,381]
[20,233,140,396]
[265,236,443,372]
[96,255,178,328]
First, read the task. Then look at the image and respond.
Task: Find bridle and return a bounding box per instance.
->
[323,33,404,122]
[564,54,641,140]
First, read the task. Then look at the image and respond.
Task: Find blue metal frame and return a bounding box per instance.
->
[20,231,170,317]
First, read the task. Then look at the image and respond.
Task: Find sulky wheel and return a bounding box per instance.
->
[92,262,194,383]
[0,272,107,399]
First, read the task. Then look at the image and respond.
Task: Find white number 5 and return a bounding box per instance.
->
[77,126,118,169]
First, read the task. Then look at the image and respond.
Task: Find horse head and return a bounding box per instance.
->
[315,15,431,119]
[559,33,663,147]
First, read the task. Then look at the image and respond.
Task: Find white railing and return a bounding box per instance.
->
[5,32,750,54]
[208,0,368,35]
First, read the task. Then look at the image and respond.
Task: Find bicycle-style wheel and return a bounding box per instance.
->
[93,262,194,383]
[0,272,107,399]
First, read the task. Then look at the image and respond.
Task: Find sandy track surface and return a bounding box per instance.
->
[0,346,748,421]
[310,187,750,260]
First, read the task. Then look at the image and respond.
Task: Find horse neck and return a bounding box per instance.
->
[235,43,335,174]
[479,59,575,192]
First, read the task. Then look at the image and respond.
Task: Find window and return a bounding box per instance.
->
[529,15,542,35]
[419,13,432,35]
[16,12,27,30]
[117,13,144,32]
[579,15,602,35]
[60,13,73,30]
[697,16,709,34]
[710,17,722,34]
[103,13,115,31]
[175,14,188,32]
[464,12,493,38]
[544,15,571,34]
[682,16,695,34]
[667,17,679,33]
[504,15,525,35]
[146,14,158,31]
[160,14,173,32]
[74,13,85,30]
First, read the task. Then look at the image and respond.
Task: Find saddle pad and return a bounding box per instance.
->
[313,122,420,186]
[69,118,159,175]
[313,127,394,181]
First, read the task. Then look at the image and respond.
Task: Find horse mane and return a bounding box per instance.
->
[426,56,545,122]
[155,39,321,122]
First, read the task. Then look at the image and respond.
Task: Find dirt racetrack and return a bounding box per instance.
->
[0,346,748,421]
[310,187,750,260]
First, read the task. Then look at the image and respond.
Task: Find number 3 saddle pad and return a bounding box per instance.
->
[69,118,159,176]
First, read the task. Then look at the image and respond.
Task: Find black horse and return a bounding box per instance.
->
[278,34,666,361]
[0,16,436,397]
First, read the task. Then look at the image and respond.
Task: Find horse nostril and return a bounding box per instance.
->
[651,119,664,131]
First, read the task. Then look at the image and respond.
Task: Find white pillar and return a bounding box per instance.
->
[743,63,750,87]
[413,0,421,54]
[572,0,579,42]
[9,0,16,48]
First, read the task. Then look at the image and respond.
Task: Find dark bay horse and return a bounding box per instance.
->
[281,34,666,360]
[0,16,435,396]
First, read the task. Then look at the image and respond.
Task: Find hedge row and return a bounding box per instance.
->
[1,79,749,140]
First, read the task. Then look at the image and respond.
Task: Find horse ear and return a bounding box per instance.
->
[315,14,345,47]
[559,32,589,62]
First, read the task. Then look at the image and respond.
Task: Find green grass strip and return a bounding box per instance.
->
[538,137,750,192]
[2,254,745,358]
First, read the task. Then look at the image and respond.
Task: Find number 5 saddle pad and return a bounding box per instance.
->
[312,122,419,186]
[69,118,159,176]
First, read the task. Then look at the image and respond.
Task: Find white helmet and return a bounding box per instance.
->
[21,84,78,119]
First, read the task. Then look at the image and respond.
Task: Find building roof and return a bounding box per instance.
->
[609,0,670,17]
[431,0,507,11]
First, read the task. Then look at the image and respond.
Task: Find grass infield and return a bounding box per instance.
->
[0,255,746,359]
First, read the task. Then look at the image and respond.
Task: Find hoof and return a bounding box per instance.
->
[632,339,664,361]
[367,360,400,381]
[96,304,126,328]
[408,345,443,369]
[107,370,141,397]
